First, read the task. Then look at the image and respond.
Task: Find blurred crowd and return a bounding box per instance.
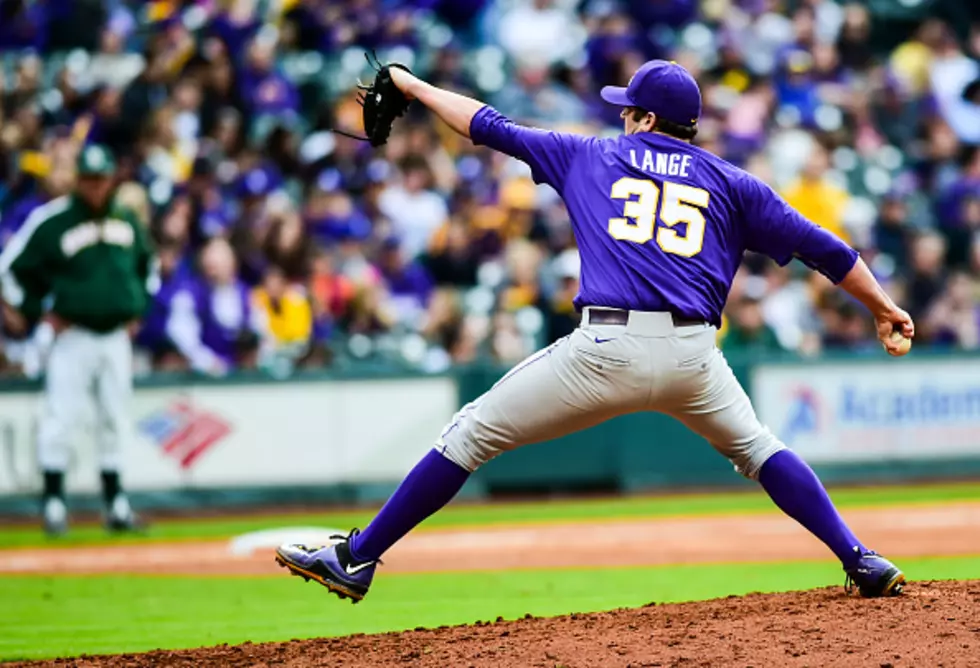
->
[2,0,980,379]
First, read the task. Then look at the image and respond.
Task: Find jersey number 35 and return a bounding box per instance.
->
[608,178,710,258]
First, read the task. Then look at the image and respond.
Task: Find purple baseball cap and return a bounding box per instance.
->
[600,60,702,127]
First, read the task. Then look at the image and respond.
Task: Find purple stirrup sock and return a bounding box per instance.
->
[758,449,866,566]
[348,449,470,562]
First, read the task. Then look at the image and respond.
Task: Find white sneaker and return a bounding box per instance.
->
[105,495,144,533]
[110,494,132,522]
[43,497,68,536]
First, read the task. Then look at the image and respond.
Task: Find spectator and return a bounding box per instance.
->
[135,238,192,371]
[545,247,580,344]
[208,0,261,61]
[0,0,48,53]
[874,193,912,274]
[377,156,449,261]
[870,68,921,149]
[929,22,980,143]
[197,39,244,138]
[762,263,817,353]
[3,54,42,115]
[422,219,481,287]
[491,63,587,125]
[834,3,873,72]
[309,247,356,341]
[83,19,145,91]
[263,209,311,281]
[166,237,270,376]
[905,231,948,322]
[720,294,785,355]
[180,155,232,246]
[781,143,851,244]
[924,271,980,348]
[497,0,586,70]
[819,295,874,352]
[252,264,313,369]
[376,236,434,329]
[239,34,299,121]
[228,164,280,284]
[0,157,73,248]
[936,145,980,266]
[118,45,172,147]
[418,287,471,371]
[497,238,544,316]
[304,173,372,249]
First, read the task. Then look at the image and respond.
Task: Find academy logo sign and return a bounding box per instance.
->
[780,387,822,446]
[753,360,980,464]
[137,399,232,469]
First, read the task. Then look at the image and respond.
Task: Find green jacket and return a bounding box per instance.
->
[0,194,156,333]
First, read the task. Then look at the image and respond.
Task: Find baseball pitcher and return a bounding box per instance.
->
[0,144,156,535]
[277,60,913,601]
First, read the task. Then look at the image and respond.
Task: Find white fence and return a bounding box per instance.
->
[0,377,457,496]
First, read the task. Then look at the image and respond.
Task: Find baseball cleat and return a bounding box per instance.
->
[42,497,68,537]
[275,530,378,603]
[844,550,905,598]
[104,495,146,534]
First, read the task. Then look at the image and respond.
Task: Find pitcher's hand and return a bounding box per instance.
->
[875,307,914,356]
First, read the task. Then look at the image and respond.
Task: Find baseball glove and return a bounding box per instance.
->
[336,51,412,147]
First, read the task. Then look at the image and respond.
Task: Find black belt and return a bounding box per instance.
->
[587,308,705,328]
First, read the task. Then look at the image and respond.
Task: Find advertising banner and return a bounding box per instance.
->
[752,359,980,463]
[0,377,457,496]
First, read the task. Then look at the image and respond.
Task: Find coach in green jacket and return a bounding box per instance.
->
[0,144,156,535]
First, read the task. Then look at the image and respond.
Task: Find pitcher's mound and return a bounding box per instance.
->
[19,580,980,667]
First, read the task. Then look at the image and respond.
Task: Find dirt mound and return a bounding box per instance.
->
[18,580,980,667]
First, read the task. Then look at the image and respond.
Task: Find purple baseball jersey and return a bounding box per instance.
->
[470,106,858,326]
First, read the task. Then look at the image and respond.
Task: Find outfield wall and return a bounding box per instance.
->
[0,374,456,506]
[2,350,980,511]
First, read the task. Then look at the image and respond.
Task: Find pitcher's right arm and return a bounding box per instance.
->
[736,173,913,356]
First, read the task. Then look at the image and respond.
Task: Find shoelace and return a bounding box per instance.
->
[331,529,383,566]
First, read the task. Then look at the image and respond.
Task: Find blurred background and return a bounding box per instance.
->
[2,0,980,510]
[3,0,980,376]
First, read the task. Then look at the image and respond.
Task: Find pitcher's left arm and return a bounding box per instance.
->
[389,69,591,190]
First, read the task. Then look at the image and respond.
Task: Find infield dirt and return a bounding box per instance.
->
[12,580,980,667]
[3,502,980,576]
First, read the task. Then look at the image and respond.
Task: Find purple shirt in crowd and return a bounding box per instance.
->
[469,106,858,327]
[136,261,195,353]
[166,277,260,372]
[193,279,253,363]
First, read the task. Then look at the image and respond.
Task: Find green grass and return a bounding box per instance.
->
[3,480,979,549]
[2,555,978,661]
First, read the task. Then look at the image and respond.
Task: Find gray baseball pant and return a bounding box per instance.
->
[36,326,133,472]
[437,308,785,479]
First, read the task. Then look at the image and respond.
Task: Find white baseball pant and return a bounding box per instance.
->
[36,327,133,472]
[437,308,786,478]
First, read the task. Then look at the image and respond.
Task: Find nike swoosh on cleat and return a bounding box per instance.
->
[344,561,374,575]
[594,337,616,344]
